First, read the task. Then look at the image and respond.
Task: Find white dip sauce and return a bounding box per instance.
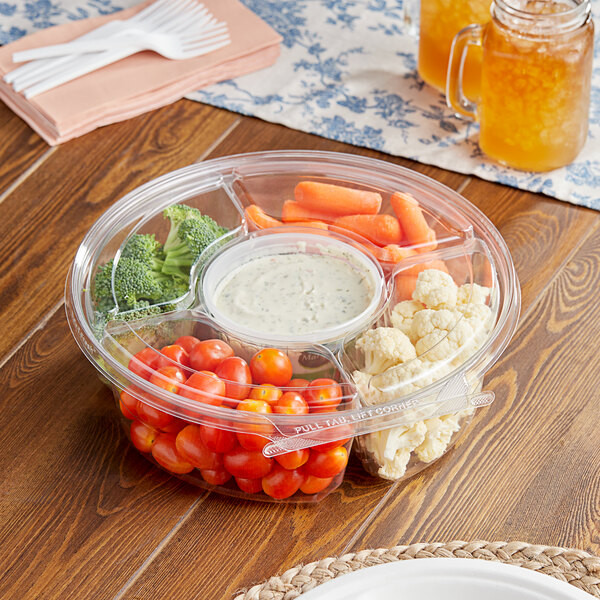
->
[213,251,375,336]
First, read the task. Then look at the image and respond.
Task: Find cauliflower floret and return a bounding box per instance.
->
[413,269,458,309]
[352,369,394,406]
[355,327,417,375]
[390,300,424,339]
[457,283,490,306]
[365,422,427,480]
[415,414,462,463]
[373,357,451,399]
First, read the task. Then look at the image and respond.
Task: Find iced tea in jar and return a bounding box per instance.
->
[418,0,492,99]
[447,0,594,171]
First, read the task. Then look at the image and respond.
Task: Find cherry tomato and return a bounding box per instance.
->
[299,473,334,495]
[235,477,263,494]
[250,348,293,386]
[158,344,190,370]
[313,425,352,451]
[151,433,194,474]
[249,383,282,405]
[273,392,309,415]
[149,366,186,394]
[180,371,226,407]
[137,399,174,430]
[130,419,158,453]
[275,449,309,470]
[236,399,273,451]
[175,425,223,470]
[161,418,187,435]
[288,378,310,390]
[128,347,162,380]
[200,421,237,453]
[304,379,343,413]
[215,357,252,405]
[303,446,348,478]
[119,388,139,420]
[175,335,201,355]
[223,447,273,479]
[262,464,303,499]
[189,339,234,372]
[200,467,231,486]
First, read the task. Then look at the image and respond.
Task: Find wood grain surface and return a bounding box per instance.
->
[0,99,599,600]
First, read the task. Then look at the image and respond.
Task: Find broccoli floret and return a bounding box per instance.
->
[112,257,167,308]
[93,260,117,313]
[162,204,228,282]
[121,233,165,273]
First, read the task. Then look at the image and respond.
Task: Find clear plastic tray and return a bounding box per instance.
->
[65,150,520,502]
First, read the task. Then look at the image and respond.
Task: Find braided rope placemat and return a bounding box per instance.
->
[234,541,600,599]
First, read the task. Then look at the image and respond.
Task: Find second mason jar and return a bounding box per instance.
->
[447,0,594,172]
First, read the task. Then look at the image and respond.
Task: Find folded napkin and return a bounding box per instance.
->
[0,0,282,145]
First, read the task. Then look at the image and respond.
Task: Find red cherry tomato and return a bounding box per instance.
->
[235,477,263,494]
[249,383,282,405]
[288,378,310,390]
[236,399,273,451]
[223,447,273,479]
[130,420,158,453]
[158,344,190,369]
[273,391,309,415]
[262,464,303,499]
[215,357,252,405]
[275,449,309,470]
[189,339,234,372]
[151,433,194,474]
[180,371,225,407]
[250,348,293,387]
[128,347,162,380]
[299,473,334,495]
[149,365,186,394]
[137,399,174,430]
[175,425,223,470]
[304,446,348,478]
[119,388,139,420]
[313,425,352,451]
[200,467,231,486]
[175,335,201,355]
[200,421,237,454]
[161,418,187,435]
[304,379,343,413]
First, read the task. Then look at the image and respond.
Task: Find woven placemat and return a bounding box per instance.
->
[235,541,600,599]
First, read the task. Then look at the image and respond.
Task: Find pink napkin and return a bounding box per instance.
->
[0,0,282,145]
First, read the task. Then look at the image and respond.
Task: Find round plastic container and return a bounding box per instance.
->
[65,150,520,502]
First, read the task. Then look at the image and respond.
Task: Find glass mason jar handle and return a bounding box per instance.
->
[446,24,484,120]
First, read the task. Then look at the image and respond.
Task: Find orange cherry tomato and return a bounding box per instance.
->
[303,378,343,413]
[304,446,348,478]
[250,348,293,386]
[273,391,309,415]
[175,425,223,470]
[223,447,273,479]
[151,433,194,474]
[119,388,139,420]
[275,449,309,470]
[249,383,282,405]
[200,467,231,486]
[235,477,264,494]
[200,421,238,454]
[128,347,162,380]
[180,371,226,407]
[262,464,303,499]
[175,335,201,355]
[189,339,234,372]
[299,473,334,495]
[288,378,310,390]
[236,399,273,451]
[158,344,190,370]
[130,420,158,453]
[215,356,252,405]
[149,365,186,394]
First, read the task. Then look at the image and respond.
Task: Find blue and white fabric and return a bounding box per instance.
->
[2,0,599,208]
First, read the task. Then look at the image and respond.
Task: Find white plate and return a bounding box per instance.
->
[298,557,592,599]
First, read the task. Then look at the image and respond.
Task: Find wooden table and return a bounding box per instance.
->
[1,98,599,600]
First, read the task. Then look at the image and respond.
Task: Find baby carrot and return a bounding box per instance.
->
[245,205,283,229]
[295,181,382,215]
[281,200,336,223]
[333,214,402,247]
[374,245,417,263]
[286,220,329,230]
[390,192,437,252]
[394,274,419,302]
